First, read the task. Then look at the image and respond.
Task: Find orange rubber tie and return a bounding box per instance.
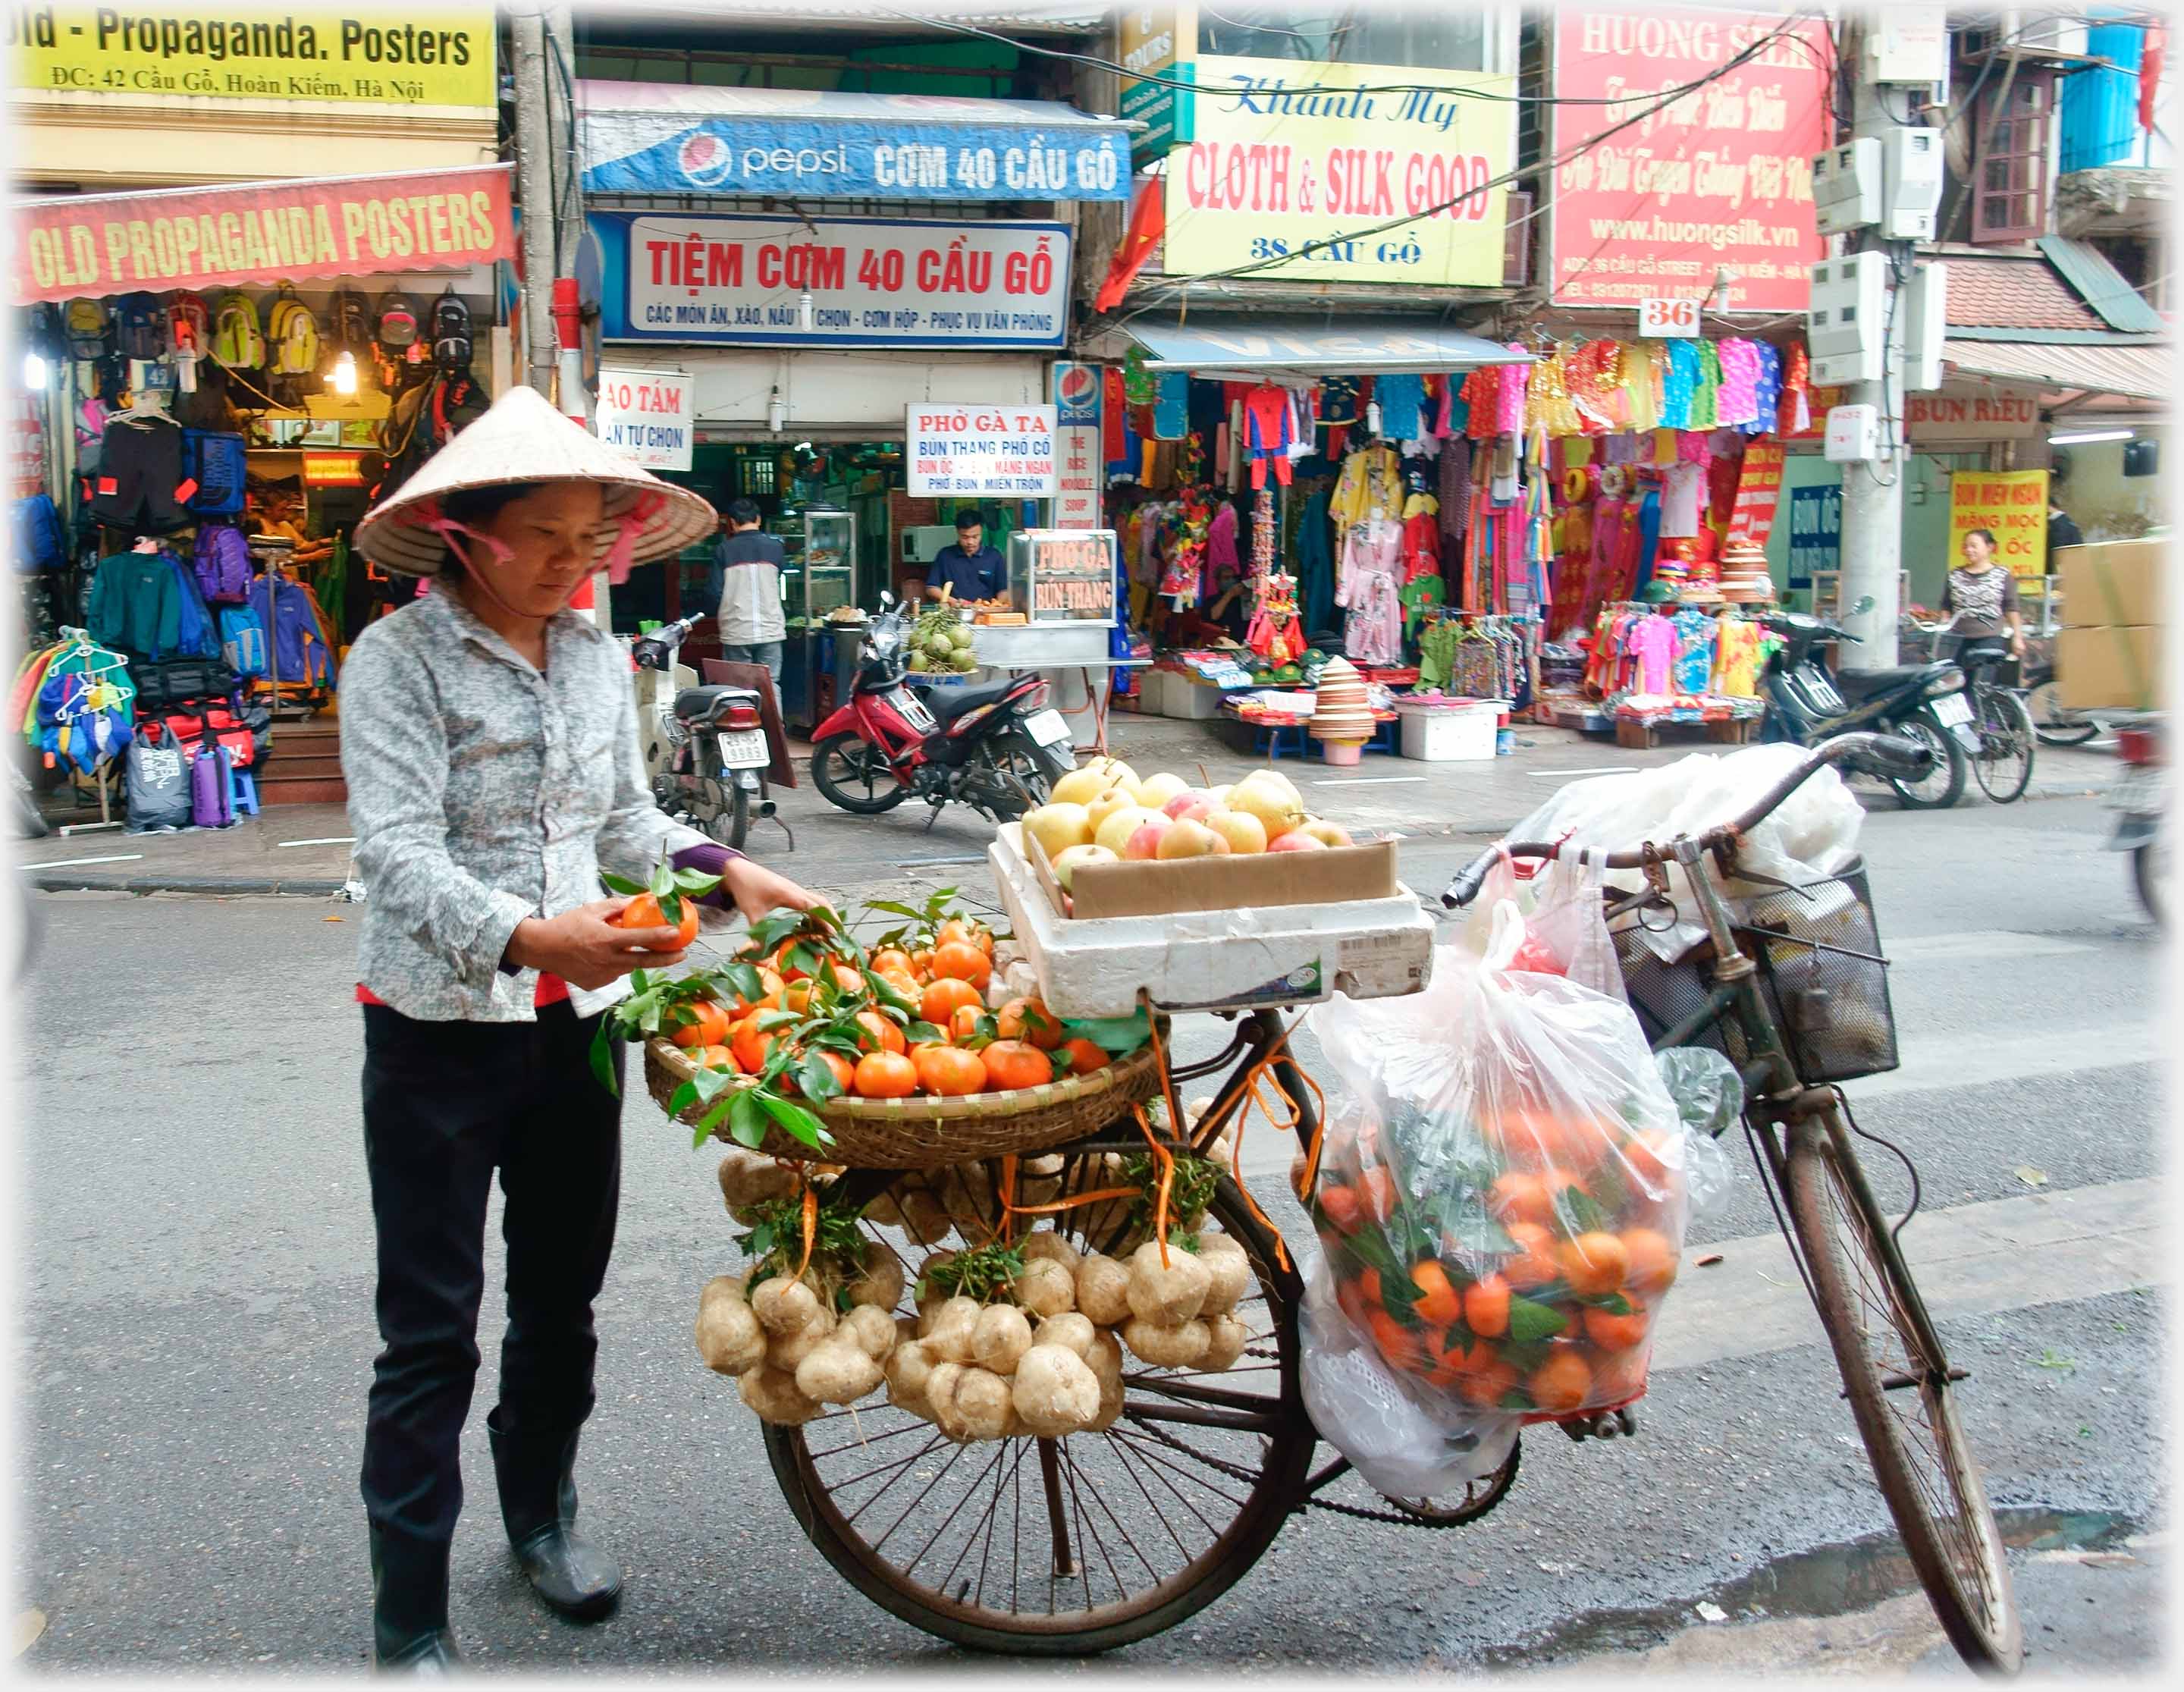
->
[1132,1103,1178,1268]
[792,1184,818,1283]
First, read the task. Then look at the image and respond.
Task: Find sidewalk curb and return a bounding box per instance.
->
[25,872,348,896]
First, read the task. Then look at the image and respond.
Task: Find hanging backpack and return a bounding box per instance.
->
[429,292,473,372]
[375,290,419,352]
[328,289,375,358]
[117,293,167,361]
[11,494,67,575]
[192,522,253,604]
[430,371,486,447]
[265,289,321,377]
[218,604,268,679]
[189,736,236,829]
[180,429,247,516]
[64,299,111,363]
[169,293,212,359]
[211,293,265,371]
[24,303,65,363]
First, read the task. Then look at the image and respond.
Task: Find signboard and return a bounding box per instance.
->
[1050,361,1102,529]
[1018,530,1118,623]
[1549,7,1831,312]
[9,4,497,107]
[1119,2,1196,165]
[1727,441,1785,544]
[588,212,1068,350]
[1162,56,1517,287]
[907,403,1058,498]
[594,366,693,472]
[7,162,514,303]
[1906,383,2041,443]
[300,450,364,487]
[1950,469,2051,581]
[1638,296,1701,337]
[1787,483,1839,589]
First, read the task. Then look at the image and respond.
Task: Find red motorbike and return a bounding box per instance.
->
[809,594,1079,823]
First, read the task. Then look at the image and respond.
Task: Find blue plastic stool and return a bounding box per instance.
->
[1248,721,1310,759]
[1365,716,1401,756]
[227,763,260,818]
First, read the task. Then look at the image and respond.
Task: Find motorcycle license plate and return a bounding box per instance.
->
[1931,694,1973,727]
[716,730,769,768]
[1024,708,1074,749]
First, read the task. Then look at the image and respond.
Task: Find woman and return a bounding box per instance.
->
[1941,528,2027,679]
[341,385,815,1670]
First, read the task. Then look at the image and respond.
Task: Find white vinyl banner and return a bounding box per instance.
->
[906,403,1059,496]
[594,367,694,470]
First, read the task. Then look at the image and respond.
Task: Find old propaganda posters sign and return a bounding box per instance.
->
[1950,469,2051,581]
[1162,56,1516,286]
[907,404,1059,498]
[1549,7,1830,312]
[8,4,497,105]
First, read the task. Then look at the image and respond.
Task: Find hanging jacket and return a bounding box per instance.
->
[247,575,336,689]
[87,551,184,658]
[164,550,221,660]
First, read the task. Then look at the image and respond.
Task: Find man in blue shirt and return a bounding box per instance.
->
[924,513,1006,603]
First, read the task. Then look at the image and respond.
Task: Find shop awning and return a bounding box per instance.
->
[1942,338,2171,403]
[8,165,514,306]
[1125,318,1531,383]
[577,80,1131,202]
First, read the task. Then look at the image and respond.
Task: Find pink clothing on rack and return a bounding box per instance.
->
[1344,569,1403,664]
[1495,345,1531,435]
[1715,339,1760,428]
[1203,501,1241,599]
[1661,463,1705,538]
[1336,517,1402,604]
[1629,614,1678,695]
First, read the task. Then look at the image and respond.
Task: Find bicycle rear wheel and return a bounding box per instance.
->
[1970,686,2034,804]
[1783,1120,2022,1674]
[2026,679,2098,748]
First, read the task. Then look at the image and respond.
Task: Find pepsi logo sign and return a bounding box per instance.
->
[678,131,736,190]
[1056,364,1097,405]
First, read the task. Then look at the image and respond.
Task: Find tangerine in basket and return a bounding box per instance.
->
[916,1044,987,1097]
[830,963,866,994]
[767,940,809,982]
[1409,1260,1464,1326]
[852,1050,918,1098]
[691,1044,739,1071]
[1357,1166,1398,1225]
[1318,1184,1363,1236]
[1621,1226,1679,1295]
[996,996,1063,1050]
[937,917,993,956]
[948,1003,985,1044]
[795,1050,855,1098]
[1558,1232,1630,1298]
[921,977,984,1024]
[879,969,923,1002]
[1462,1273,1511,1339]
[1528,1347,1594,1414]
[870,947,913,978]
[981,1039,1053,1091]
[670,1000,734,1049]
[1498,1221,1562,1291]
[1582,1303,1651,1351]
[1448,1337,1520,1407]
[930,941,993,988]
[730,1019,780,1076]
[1061,1037,1109,1075]
[853,1009,907,1056]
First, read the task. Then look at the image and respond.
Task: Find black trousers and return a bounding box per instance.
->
[359,1001,624,1546]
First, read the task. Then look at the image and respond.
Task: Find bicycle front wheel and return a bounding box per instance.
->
[1784,1121,2022,1674]
[2026,679,2098,748]
[1970,688,2035,804]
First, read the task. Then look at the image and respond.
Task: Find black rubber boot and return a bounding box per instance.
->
[486,1411,622,1621]
[369,1524,463,1674]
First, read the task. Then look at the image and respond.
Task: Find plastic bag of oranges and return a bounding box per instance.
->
[1299,904,1700,1486]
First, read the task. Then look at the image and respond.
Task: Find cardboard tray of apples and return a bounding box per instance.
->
[1017,757,1396,922]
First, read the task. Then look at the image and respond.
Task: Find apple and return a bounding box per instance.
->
[1134,771,1191,810]
[1228,776,1306,840]
[1022,802,1094,862]
[1203,808,1269,855]
[1094,805,1166,856]
[1299,818,1354,849]
[1051,843,1117,892]
[1084,786,1140,837]
[1079,755,1138,792]
[1156,818,1230,860]
[1123,818,1172,861]
[1163,792,1216,824]
[1049,766,1113,808]
[1268,830,1326,852]
[1206,784,1232,806]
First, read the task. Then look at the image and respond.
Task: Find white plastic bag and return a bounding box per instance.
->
[1457,848,1624,1000]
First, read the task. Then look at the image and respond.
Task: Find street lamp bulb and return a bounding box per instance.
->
[2046,428,2133,445]
[23,352,48,391]
[767,385,786,435]
[1708,266,1737,311]
[331,350,358,395]
[799,290,814,332]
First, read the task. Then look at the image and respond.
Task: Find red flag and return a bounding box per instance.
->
[1094,177,1165,314]
[2141,25,2165,137]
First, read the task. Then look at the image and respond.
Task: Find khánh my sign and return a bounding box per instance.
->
[7,4,498,107]
[906,404,1057,498]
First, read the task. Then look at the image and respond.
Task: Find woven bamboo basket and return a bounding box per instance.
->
[644,1033,1166,1168]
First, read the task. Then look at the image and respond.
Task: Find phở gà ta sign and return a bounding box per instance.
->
[906,404,1057,498]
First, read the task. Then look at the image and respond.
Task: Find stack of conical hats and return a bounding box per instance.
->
[1718,538,1777,604]
[1309,656,1374,749]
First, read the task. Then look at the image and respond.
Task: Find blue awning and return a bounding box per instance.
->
[578,80,1131,202]
[1128,318,1531,381]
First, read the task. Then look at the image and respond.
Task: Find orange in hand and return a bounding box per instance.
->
[617,892,698,951]
[852,1050,918,1098]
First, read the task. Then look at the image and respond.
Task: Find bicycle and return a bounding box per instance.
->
[734,732,2019,1674]
[1913,618,2035,804]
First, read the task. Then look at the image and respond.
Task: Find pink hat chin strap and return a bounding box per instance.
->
[601,489,667,586]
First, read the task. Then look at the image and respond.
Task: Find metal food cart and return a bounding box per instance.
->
[771,507,857,730]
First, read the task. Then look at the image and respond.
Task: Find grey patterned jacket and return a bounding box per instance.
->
[341,586,710,1023]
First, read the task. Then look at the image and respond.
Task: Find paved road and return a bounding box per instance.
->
[9,785,2165,1674]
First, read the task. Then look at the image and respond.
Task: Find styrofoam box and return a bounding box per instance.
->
[1163,678,1233,720]
[1398,701,1501,761]
[1132,667,1167,714]
[990,823,1436,1017]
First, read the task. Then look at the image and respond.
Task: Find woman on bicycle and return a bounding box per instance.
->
[342,385,817,1670]
[1941,528,2026,678]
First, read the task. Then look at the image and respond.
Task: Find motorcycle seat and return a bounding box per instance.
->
[918,677,1018,721]
[674,686,758,726]
[1835,662,1953,701]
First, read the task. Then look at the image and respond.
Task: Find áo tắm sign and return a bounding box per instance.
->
[594,368,694,472]
[907,404,1057,498]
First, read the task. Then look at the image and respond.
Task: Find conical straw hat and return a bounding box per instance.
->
[354,384,717,578]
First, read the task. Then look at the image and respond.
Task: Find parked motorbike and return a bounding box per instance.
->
[2108,719,2166,924]
[809,592,1078,824]
[632,612,780,852]
[1758,598,1980,808]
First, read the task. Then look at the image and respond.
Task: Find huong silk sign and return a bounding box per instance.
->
[1161,57,1516,287]
[7,4,497,105]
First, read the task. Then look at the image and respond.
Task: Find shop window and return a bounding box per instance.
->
[1971,72,2054,244]
[1196,3,1487,71]
[735,452,777,498]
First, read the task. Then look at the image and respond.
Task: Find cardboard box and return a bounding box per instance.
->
[2057,625,2166,710]
[1019,819,1398,921]
[991,824,1433,1017]
[2057,539,2167,629]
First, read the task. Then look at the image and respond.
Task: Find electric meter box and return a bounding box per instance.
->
[1825,403,1881,463]
[1812,138,1883,235]
[1808,253,1887,386]
[1902,261,1948,392]
[1883,128,1945,239]
[1866,8,1950,84]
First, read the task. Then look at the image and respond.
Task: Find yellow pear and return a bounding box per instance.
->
[1133,771,1191,810]
[1084,787,1140,837]
[1050,766,1113,808]
[1203,808,1269,855]
[1022,802,1094,862]
[1080,755,1138,791]
[1227,776,1306,840]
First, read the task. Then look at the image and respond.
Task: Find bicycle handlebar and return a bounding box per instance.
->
[1439,732,1932,909]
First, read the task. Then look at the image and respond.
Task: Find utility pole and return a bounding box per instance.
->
[511,9,559,400]
[1834,8,1906,671]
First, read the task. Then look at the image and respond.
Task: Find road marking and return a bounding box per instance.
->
[1310,777,1428,786]
[1847,1022,2159,1099]
[275,836,355,848]
[1885,928,2095,962]
[17,853,141,869]
[1529,767,1631,777]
